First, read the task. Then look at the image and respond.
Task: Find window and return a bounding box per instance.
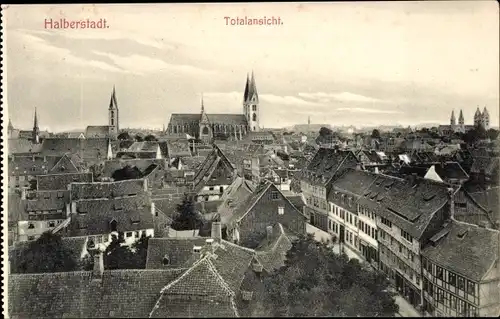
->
[48,221,56,228]
[401,229,412,243]
[28,223,35,229]
[458,276,465,290]
[57,191,64,198]
[252,105,257,111]
[278,206,284,215]
[381,217,392,227]
[28,236,35,241]
[126,232,133,238]
[252,113,257,121]
[270,191,279,200]
[209,186,214,191]
[436,266,444,280]
[162,255,170,265]
[467,281,476,296]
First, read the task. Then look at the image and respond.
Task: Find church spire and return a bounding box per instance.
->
[458,109,464,125]
[109,85,118,110]
[250,71,258,102]
[201,93,205,113]
[243,73,250,102]
[32,107,40,144]
[450,110,456,125]
[8,118,14,131]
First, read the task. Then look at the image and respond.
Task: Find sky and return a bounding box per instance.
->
[3,2,499,132]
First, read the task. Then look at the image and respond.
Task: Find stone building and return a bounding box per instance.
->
[166,73,260,143]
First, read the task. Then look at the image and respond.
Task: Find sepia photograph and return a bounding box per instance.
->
[2,2,499,318]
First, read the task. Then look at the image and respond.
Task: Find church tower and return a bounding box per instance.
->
[32,107,40,144]
[108,86,119,134]
[243,72,260,132]
[199,93,212,143]
[482,107,490,130]
[458,109,464,125]
[474,107,482,127]
[450,110,456,126]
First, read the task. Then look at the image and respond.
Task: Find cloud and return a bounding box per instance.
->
[260,94,325,107]
[92,51,213,76]
[299,91,387,103]
[336,107,403,114]
[16,31,127,73]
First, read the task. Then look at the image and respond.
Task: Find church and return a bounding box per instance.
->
[166,72,260,142]
[85,86,120,139]
[438,107,490,136]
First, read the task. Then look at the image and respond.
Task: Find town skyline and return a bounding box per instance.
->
[4,2,499,131]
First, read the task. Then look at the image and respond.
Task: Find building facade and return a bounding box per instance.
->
[166,73,260,142]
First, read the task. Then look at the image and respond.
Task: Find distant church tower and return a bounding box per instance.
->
[450,110,456,126]
[243,72,260,132]
[458,109,464,125]
[474,107,482,127]
[482,107,490,130]
[32,107,40,144]
[108,86,119,134]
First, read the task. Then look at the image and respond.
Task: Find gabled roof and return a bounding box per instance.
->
[207,114,248,126]
[225,182,273,226]
[9,155,61,176]
[85,126,113,138]
[70,179,145,200]
[254,223,293,273]
[422,221,499,281]
[193,144,236,192]
[357,173,451,239]
[125,141,159,153]
[8,268,186,318]
[217,177,256,224]
[168,114,201,126]
[8,139,43,155]
[40,138,111,160]
[146,237,208,269]
[301,148,360,186]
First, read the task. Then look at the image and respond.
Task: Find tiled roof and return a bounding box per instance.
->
[165,139,191,157]
[85,125,112,138]
[151,296,238,318]
[9,155,62,176]
[415,162,469,180]
[471,156,499,175]
[465,184,500,222]
[357,173,451,239]
[101,159,163,178]
[70,179,146,200]
[422,221,499,281]
[328,169,379,201]
[285,194,305,213]
[37,173,93,191]
[168,114,201,126]
[178,156,206,170]
[67,196,154,237]
[254,224,293,273]
[40,138,110,160]
[8,139,43,155]
[8,268,186,318]
[146,237,208,269]
[207,114,248,126]
[301,148,360,186]
[193,145,236,192]
[126,141,159,152]
[225,183,272,226]
[217,177,255,224]
[10,190,71,221]
[150,256,239,318]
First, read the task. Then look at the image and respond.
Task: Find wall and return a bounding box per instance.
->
[17,219,66,242]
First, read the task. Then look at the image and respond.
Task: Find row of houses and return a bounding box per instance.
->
[300,148,500,317]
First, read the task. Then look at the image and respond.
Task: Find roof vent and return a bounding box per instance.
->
[457,228,468,239]
[193,246,202,253]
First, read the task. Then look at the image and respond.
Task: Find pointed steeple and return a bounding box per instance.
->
[109,85,118,110]
[474,107,481,116]
[482,106,489,116]
[450,110,456,125]
[458,109,464,125]
[201,93,205,113]
[8,118,14,131]
[243,73,250,102]
[33,107,39,130]
[249,71,258,102]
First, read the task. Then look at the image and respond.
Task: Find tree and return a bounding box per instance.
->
[259,234,398,317]
[117,131,132,140]
[111,165,142,181]
[319,127,333,137]
[144,134,158,141]
[135,134,144,142]
[371,129,381,139]
[12,232,78,273]
[89,162,105,180]
[464,125,488,145]
[171,193,204,231]
[487,128,499,141]
[104,233,151,270]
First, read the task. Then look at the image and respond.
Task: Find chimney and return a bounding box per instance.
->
[92,250,104,281]
[143,179,148,192]
[151,202,156,216]
[205,238,215,253]
[32,155,35,162]
[447,187,455,219]
[252,260,263,273]
[211,222,222,240]
[374,167,379,174]
[266,225,273,240]
[71,201,77,214]
[193,245,202,259]
[43,156,47,162]
[20,188,27,200]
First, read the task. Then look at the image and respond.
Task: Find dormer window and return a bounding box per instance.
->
[110,219,118,232]
[162,254,170,265]
[78,207,88,215]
